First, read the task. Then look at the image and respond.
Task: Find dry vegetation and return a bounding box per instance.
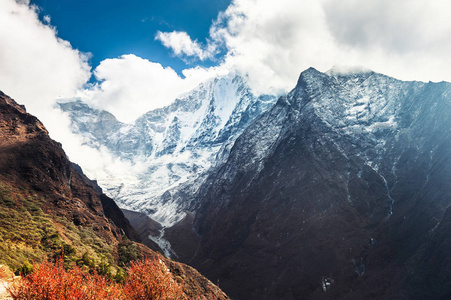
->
[8,258,193,300]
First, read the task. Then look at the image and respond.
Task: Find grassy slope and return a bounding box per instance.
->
[0,181,116,271]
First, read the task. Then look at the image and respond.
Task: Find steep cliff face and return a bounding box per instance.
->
[187,69,451,299]
[0,90,132,243]
[59,74,277,226]
[0,91,229,299]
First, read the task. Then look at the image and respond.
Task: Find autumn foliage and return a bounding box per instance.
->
[124,259,187,300]
[8,258,190,300]
[8,260,122,300]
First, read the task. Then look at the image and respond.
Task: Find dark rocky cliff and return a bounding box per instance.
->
[175,69,451,299]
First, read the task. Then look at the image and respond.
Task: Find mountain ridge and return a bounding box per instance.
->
[182,68,451,299]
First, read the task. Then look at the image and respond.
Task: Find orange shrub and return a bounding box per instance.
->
[123,258,187,300]
[8,260,123,300]
[7,258,196,300]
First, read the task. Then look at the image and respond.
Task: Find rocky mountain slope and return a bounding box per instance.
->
[0,90,127,250]
[0,91,228,299]
[59,73,276,227]
[179,68,451,299]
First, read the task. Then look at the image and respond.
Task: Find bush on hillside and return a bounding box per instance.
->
[123,258,187,299]
[8,258,188,300]
[8,259,122,300]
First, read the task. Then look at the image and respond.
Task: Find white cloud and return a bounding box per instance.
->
[80,54,217,123]
[156,31,214,61]
[0,0,90,117]
[43,15,51,24]
[206,0,451,94]
[321,0,451,82]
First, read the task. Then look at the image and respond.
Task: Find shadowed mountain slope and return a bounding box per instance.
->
[182,69,451,299]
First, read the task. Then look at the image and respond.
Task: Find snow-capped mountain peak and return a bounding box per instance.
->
[59,73,277,227]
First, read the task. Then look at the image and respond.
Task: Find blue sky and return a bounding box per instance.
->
[31,0,231,75]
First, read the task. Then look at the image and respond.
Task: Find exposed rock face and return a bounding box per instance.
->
[185,69,451,299]
[99,194,141,242]
[122,209,163,252]
[59,74,277,226]
[70,162,140,242]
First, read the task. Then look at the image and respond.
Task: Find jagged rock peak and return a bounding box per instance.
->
[0,90,48,136]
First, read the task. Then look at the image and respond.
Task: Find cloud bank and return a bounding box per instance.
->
[158,0,451,94]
